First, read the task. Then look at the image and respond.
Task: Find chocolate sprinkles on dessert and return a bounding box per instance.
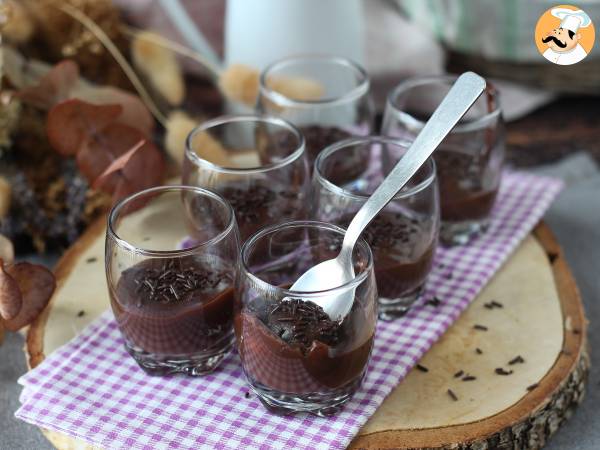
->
[132,258,223,306]
[266,298,341,349]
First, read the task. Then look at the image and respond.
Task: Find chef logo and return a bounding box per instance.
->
[535,5,595,65]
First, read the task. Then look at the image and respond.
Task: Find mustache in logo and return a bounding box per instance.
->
[542,35,567,48]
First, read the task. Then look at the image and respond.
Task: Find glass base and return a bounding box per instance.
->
[378,285,423,320]
[124,340,233,376]
[249,376,363,417]
[440,219,489,247]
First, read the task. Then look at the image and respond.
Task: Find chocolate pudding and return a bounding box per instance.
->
[299,125,352,165]
[340,213,435,300]
[219,183,306,240]
[434,148,498,222]
[110,257,234,361]
[235,297,374,395]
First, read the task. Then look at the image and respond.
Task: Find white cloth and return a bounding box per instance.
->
[542,43,588,65]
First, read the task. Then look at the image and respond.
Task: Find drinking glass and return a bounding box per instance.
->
[182,115,310,241]
[235,221,377,416]
[382,75,504,245]
[106,186,240,376]
[312,137,439,319]
[257,55,375,168]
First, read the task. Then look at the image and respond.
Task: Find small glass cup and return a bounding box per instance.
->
[257,55,375,169]
[312,137,439,319]
[382,75,505,246]
[182,115,310,242]
[106,186,240,376]
[235,221,377,416]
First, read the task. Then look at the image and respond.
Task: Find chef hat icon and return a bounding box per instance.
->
[551,8,592,33]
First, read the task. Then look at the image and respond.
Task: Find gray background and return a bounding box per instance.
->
[1,153,599,449]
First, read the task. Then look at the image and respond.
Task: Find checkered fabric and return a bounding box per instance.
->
[16,172,562,450]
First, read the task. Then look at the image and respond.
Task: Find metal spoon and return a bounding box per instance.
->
[290,72,487,320]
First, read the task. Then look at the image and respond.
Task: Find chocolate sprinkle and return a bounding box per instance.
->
[447,389,458,401]
[454,370,464,378]
[527,383,539,392]
[476,348,483,355]
[222,185,277,224]
[495,368,514,376]
[484,300,504,309]
[132,258,223,306]
[462,375,477,382]
[77,310,85,317]
[416,364,429,373]
[86,257,97,264]
[473,324,488,331]
[426,296,442,307]
[508,355,525,365]
[266,298,341,351]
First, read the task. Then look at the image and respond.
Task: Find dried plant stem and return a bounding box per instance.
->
[121,26,221,80]
[57,3,167,127]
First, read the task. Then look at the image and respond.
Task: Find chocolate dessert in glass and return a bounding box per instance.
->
[382,75,504,246]
[312,137,439,319]
[182,115,310,241]
[256,55,375,170]
[235,221,377,416]
[106,186,240,376]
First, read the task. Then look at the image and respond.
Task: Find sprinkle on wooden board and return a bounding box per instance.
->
[447,389,458,401]
[495,368,514,376]
[508,355,525,365]
[473,324,488,331]
[416,364,429,373]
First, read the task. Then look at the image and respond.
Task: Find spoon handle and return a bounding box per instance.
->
[340,72,487,257]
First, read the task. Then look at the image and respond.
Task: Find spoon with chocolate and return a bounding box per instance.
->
[291,72,487,320]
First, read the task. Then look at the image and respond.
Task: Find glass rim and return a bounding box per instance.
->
[314,136,437,201]
[259,54,370,108]
[240,220,374,297]
[184,114,306,175]
[386,74,501,133]
[107,185,236,257]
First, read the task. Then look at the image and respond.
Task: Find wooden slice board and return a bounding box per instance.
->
[25,221,588,450]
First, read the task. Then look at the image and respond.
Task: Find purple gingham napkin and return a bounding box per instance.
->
[16,172,562,450]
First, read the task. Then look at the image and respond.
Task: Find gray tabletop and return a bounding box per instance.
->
[1,152,599,450]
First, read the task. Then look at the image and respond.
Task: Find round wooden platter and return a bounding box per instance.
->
[24,221,588,450]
